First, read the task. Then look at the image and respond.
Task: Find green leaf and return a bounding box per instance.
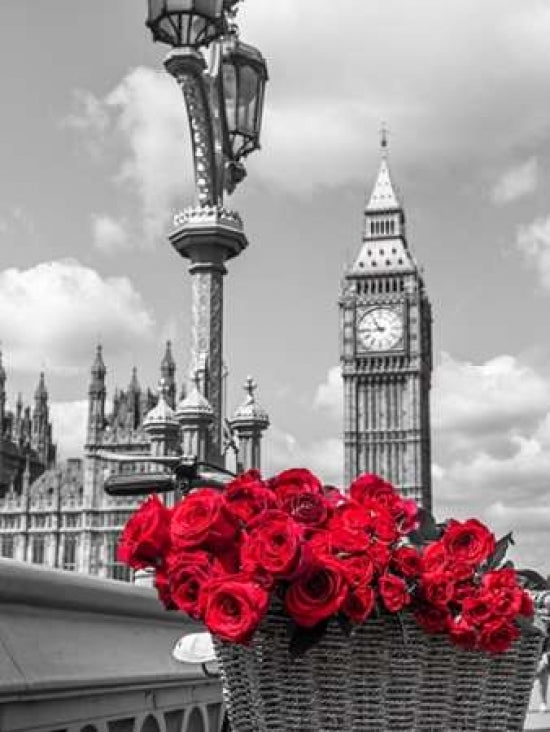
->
[485,532,514,570]
[289,619,330,658]
[517,569,550,591]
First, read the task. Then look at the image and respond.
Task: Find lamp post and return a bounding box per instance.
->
[146,0,268,466]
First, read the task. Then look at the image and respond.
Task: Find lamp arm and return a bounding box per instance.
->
[164,49,225,207]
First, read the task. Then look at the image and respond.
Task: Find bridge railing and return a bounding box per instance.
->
[0,559,222,732]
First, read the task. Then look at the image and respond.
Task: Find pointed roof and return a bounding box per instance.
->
[91,344,106,379]
[231,376,269,427]
[34,372,48,401]
[128,366,141,393]
[366,157,402,213]
[176,371,214,421]
[143,378,178,429]
[161,340,175,371]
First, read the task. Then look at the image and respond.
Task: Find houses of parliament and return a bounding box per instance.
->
[0,143,433,579]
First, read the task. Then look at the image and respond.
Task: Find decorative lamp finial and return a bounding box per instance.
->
[244,376,257,401]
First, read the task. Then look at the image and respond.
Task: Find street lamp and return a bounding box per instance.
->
[145,0,269,466]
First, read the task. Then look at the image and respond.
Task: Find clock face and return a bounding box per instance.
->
[358,307,403,352]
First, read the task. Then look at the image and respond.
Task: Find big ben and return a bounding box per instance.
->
[340,136,433,509]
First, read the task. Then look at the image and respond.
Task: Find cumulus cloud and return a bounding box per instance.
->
[0,260,155,374]
[516,215,550,291]
[491,157,538,205]
[92,214,130,254]
[263,425,344,487]
[50,400,87,459]
[432,352,550,573]
[68,68,193,242]
[238,0,550,192]
[313,365,342,420]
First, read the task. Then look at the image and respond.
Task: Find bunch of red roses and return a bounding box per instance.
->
[117,468,534,654]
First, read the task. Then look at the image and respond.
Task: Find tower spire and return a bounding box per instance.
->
[380,122,389,155]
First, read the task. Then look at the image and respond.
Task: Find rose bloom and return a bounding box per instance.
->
[392,546,422,578]
[201,576,269,644]
[269,468,323,505]
[448,617,478,650]
[328,502,373,552]
[225,475,277,525]
[369,541,392,573]
[413,604,451,634]
[461,591,495,627]
[481,568,518,592]
[421,540,448,576]
[478,619,520,654]
[285,558,348,628]
[390,497,419,535]
[117,494,171,569]
[349,473,396,506]
[171,488,238,551]
[378,573,410,613]
[343,585,376,623]
[283,491,330,530]
[154,565,176,610]
[442,519,496,566]
[241,510,305,578]
[164,550,213,618]
[339,554,375,588]
[422,572,455,608]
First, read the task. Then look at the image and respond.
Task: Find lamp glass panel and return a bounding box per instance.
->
[223,63,238,131]
[148,0,164,22]
[166,0,194,12]
[237,65,259,136]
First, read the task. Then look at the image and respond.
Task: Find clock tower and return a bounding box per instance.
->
[339,138,433,509]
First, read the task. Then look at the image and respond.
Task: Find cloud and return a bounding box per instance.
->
[432,352,550,573]
[92,214,130,254]
[491,157,538,205]
[0,260,155,374]
[49,400,87,459]
[263,425,344,487]
[516,215,550,291]
[68,68,193,242]
[313,366,342,420]
[236,0,550,192]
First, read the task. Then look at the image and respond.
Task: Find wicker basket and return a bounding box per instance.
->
[214,608,544,732]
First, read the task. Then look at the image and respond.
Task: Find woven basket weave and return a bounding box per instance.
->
[214,608,544,732]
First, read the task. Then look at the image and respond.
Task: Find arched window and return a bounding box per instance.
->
[140,715,161,732]
[186,707,206,732]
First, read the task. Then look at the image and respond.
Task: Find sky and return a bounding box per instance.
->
[1,0,550,571]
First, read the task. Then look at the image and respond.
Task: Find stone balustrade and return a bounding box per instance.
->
[0,559,223,732]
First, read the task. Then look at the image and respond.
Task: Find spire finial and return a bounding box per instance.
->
[244,376,257,401]
[380,122,389,155]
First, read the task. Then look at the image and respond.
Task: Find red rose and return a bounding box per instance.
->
[283,491,330,529]
[461,591,495,627]
[154,565,176,610]
[343,585,376,623]
[478,619,520,654]
[171,489,238,551]
[322,485,346,506]
[391,497,420,535]
[453,580,476,603]
[328,502,373,552]
[449,561,475,583]
[117,494,171,569]
[241,510,305,578]
[413,604,451,634]
[166,550,213,619]
[339,554,375,588]
[225,471,277,524]
[448,617,478,650]
[520,590,534,618]
[349,473,395,505]
[308,529,335,558]
[422,572,455,608]
[481,568,517,592]
[201,576,269,644]
[378,573,410,612]
[421,540,448,575]
[369,541,392,573]
[285,559,348,628]
[442,519,496,566]
[392,546,422,578]
[270,468,323,505]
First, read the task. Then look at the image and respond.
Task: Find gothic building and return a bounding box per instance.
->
[0,343,269,579]
[340,141,433,509]
[0,352,56,498]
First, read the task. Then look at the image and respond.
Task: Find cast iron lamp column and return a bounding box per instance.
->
[146,0,268,466]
